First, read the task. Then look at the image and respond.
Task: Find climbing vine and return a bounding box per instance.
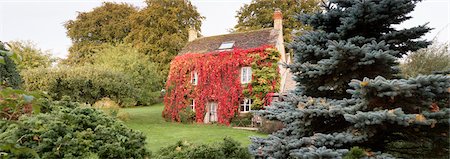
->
[163,46,280,125]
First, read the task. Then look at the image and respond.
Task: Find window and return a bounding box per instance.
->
[190,99,195,112]
[218,41,234,50]
[191,71,198,85]
[240,98,252,113]
[240,67,252,84]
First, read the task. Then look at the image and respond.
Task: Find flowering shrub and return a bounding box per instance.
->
[163,46,280,124]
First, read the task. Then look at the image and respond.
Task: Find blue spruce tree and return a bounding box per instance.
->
[250,0,449,158]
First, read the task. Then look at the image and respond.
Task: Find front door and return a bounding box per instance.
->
[208,102,218,122]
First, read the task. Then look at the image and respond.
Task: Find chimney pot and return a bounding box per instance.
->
[273,8,283,30]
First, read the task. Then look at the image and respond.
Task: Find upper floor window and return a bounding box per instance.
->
[218,41,234,50]
[191,71,198,85]
[241,67,252,84]
[240,98,252,113]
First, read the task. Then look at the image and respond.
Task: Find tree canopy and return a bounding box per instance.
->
[64,2,137,64]
[8,40,54,71]
[124,0,203,75]
[64,0,203,78]
[233,0,321,43]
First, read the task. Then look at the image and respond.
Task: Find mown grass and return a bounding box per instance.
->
[121,103,266,152]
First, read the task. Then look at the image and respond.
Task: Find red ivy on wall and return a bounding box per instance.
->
[163,46,279,125]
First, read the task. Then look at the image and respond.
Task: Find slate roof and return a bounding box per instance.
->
[179,28,279,55]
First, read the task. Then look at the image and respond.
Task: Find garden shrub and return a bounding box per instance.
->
[0,100,150,158]
[178,108,195,124]
[93,97,130,121]
[258,118,283,134]
[154,137,250,159]
[92,44,164,105]
[230,113,252,127]
[21,65,138,107]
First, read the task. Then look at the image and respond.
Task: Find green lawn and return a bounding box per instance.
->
[121,103,266,152]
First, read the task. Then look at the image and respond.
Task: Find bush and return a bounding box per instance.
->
[92,44,164,105]
[0,100,150,158]
[343,147,366,159]
[401,41,450,78]
[93,97,130,121]
[154,137,250,159]
[178,108,196,124]
[230,114,252,127]
[21,65,138,107]
[258,118,284,134]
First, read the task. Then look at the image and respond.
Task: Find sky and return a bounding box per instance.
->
[0,0,448,59]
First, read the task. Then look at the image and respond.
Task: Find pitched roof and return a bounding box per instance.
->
[179,28,279,55]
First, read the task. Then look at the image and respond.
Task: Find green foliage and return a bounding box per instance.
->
[65,0,203,80]
[92,44,163,105]
[92,97,130,121]
[0,87,44,121]
[289,0,431,99]
[125,0,203,77]
[230,113,252,127]
[1,100,150,158]
[401,41,450,78]
[64,2,137,64]
[233,0,321,43]
[7,40,54,71]
[21,65,138,107]
[154,137,250,159]
[245,48,280,110]
[0,42,21,88]
[178,108,195,124]
[0,83,44,158]
[344,147,366,159]
[249,0,449,158]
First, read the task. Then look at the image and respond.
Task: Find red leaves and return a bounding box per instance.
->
[163,46,274,124]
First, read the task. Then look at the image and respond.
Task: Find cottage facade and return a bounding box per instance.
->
[163,9,295,124]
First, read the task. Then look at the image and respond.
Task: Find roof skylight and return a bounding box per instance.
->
[218,41,235,50]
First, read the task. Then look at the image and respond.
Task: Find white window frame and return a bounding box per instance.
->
[190,99,195,112]
[191,71,198,85]
[240,98,252,113]
[240,67,252,84]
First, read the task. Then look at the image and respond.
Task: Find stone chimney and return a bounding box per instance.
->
[188,27,197,42]
[273,8,283,30]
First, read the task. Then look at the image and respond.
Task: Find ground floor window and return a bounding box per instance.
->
[240,98,252,113]
[190,99,195,112]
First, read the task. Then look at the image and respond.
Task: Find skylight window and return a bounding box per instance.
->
[218,41,234,50]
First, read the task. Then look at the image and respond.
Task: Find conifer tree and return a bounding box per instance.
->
[290,0,431,99]
[0,42,21,88]
[250,0,450,158]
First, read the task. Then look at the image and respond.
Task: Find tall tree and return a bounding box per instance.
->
[8,40,54,71]
[290,0,431,99]
[233,0,321,44]
[125,0,203,76]
[250,0,449,158]
[0,42,21,88]
[64,2,137,64]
